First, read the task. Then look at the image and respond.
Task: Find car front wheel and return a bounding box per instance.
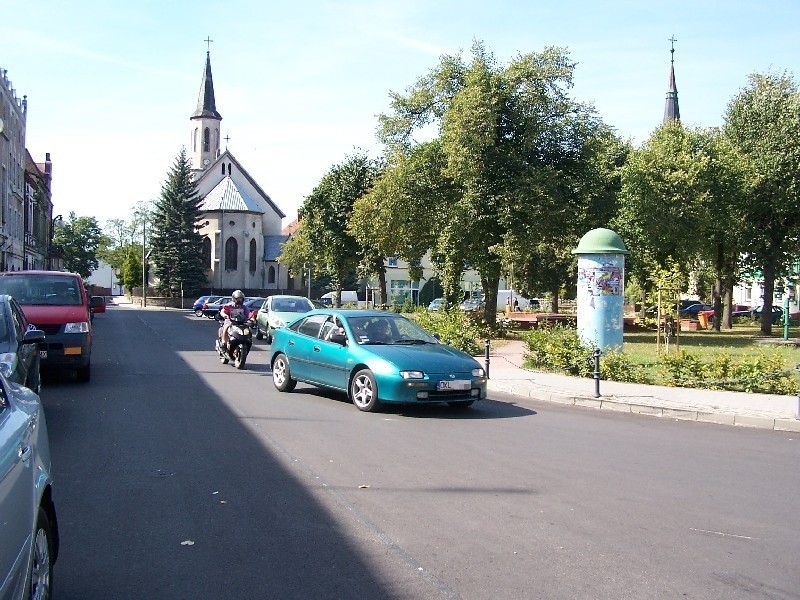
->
[272,354,296,392]
[351,369,381,412]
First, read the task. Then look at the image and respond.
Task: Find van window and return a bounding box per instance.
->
[0,274,83,306]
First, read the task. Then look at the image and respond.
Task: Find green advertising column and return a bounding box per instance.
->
[572,228,629,352]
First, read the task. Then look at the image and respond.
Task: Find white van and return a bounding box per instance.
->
[319,291,364,307]
[496,290,536,311]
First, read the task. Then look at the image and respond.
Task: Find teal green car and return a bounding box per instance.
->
[255,295,315,343]
[270,309,487,412]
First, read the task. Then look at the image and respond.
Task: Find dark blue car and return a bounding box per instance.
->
[193,295,222,317]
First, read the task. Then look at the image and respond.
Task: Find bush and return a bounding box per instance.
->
[600,349,652,384]
[410,308,484,355]
[522,324,594,376]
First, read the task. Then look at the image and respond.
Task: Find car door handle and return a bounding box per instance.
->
[288,340,295,346]
[313,346,321,352]
[19,445,32,463]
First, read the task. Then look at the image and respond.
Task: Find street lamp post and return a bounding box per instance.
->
[142,220,147,307]
[49,214,63,270]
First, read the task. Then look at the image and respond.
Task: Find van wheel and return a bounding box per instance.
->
[76,363,91,383]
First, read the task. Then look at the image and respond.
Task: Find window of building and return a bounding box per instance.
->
[268,265,276,284]
[201,237,212,268]
[249,239,257,273]
[203,127,210,152]
[224,237,238,270]
[387,257,398,267]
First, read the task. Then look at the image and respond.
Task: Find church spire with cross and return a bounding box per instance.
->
[663,35,681,124]
[190,37,223,171]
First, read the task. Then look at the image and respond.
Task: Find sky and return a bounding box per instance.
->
[2,0,799,231]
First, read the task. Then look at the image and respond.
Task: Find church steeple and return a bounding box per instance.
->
[190,40,223,172]
[663,36,680,124]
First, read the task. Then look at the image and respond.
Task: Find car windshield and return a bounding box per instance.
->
[347,315,438,345]
[272,298,314,312]
[0,274,82,306]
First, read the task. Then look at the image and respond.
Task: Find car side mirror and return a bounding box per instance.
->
[22,328,46,345]
[329,330,347,345]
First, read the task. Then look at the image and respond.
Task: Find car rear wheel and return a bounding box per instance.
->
[29,507,55,600]
[351,369,381,412]
[272,354,296,391]
[195,309,204,317]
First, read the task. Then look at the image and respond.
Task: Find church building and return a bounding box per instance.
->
[189,50,292,292]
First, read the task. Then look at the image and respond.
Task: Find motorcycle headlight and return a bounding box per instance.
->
[231,326,245,336]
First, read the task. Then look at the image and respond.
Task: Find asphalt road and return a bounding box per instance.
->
[40,305,800,599]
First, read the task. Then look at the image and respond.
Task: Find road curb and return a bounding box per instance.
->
[488,381,799,431]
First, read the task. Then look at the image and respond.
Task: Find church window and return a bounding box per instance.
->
[201,237,212,268]
[268,265,276,284]
[249,239,257,273]
[227,163,232,176]
[221,163,225,176]
[193,128,198,152]
[203,127,210,152]
[225,237,238,271]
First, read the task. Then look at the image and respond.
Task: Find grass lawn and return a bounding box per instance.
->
[622,324,800,366]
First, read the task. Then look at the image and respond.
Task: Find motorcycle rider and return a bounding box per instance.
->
[220,290,248,349]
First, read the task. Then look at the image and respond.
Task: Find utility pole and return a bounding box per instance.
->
[142,220,147,307]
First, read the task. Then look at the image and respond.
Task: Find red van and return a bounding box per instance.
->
[0,270,92,382]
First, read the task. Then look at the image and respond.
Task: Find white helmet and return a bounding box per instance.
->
[232,290,245,301]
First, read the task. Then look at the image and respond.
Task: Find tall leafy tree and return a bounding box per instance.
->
[291,152,383,306]
[150,148,208,296]
[377,41,616,323]
[52,212,104,277]
[724,72,800,334]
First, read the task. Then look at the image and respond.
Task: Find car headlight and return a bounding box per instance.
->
[268,315,285,328]
[64,322,90,333]
[472,367,485,377]
[400,370,425,379]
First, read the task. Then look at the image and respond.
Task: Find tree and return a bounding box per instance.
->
[118,246,143,295]
[291,152,383,306]
[377,41,617,323]
[150,148,208,296]
[52,212,104,277]
[724,72,800,334]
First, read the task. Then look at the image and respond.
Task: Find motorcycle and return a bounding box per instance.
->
[215,312,255,369]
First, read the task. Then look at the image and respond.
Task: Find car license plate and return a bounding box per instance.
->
[39,350,48,359]
[437,379,470,391]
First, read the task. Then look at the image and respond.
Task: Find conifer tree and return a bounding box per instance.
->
[150,148,208,296]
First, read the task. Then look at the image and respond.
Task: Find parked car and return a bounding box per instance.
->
[201,296,232,319]
[243,297,266,315]
[0,271,93,382]
[679,303,713,318]
[0,295,45,394]
[89,295,106,322]
[0,371,59,599]
[751,305,786,324]
[427,297,444,310]
[193,295,222,317]
[256,295,315,343]
[270,309,487,412]
[459,297,485,312]
[0,295,46,394]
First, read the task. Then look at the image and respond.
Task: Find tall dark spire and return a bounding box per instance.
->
[192,50,222,120]
[663,36,680,123]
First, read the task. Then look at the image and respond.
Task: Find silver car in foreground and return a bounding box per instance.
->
[0,373,58,599]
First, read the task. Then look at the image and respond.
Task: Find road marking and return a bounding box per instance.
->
[690,527,753,540]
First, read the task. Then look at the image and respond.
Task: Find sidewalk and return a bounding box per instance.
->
[480,340,800,432]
